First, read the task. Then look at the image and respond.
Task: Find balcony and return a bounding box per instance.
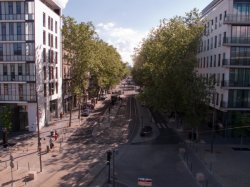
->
[0,75,35,82]
[220,101,250,110]
[0,94,36,102]
[223,37,250,46]
[0,13,34,21]
[221,80,250,88]
[222,59,250,67]
[224,14,250,25]
[0,34,35,42]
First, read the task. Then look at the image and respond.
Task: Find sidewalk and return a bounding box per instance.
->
[0,98,111,187]
[167,118,250,187]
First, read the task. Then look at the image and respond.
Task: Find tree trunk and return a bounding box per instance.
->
[2,128,8,148]
[69,100,72,127]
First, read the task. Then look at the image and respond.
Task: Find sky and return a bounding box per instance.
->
[58,0,212,66]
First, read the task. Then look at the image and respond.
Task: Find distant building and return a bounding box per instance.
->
[0,0,62,132]
[197,0,250,129]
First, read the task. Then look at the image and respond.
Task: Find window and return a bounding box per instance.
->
[0,44,3,61]
[16,2,21,14]
[48,16,50,30]
[43,48,46,62]
[3,64,7,75]
[214,36,217,48]
[25,64,30,75]
[2,23,6,40]
[220,13,222,20]
[43,13,46,27]
[55,21,57,33]
[224,11,227,20]
[51,18,53,31]
[14,43,22,55]
[55,37,57,49]
[56,67,58,78]
[18,64,22,75]
[48,33,50,46]
[8,2,13,14]
[17,23,22,40]
[51,34,53,47]
[55,52,58,64]
[9,23,14,35]
[43,66,46,80]
[218,54,221,66]
[43,31,46,45]
[44,84,47,96]
[56,82,58,93]
[218,34,222,47]
[214,55,216,67]
[19,84,23,100]
[4,84,8,95]
[210,56,213,67]
[210,37,213,49]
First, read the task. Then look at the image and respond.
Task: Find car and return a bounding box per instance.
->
[81,108,91,117]
[140,126,153,137]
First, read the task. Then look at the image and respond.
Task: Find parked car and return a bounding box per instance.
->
[81,108,91,117]
[140,126,153,137]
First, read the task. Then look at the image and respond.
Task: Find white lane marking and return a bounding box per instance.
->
[156,123,162,128]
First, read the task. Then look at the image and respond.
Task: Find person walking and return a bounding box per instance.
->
[54,130,59,141]
[49,137,54,149]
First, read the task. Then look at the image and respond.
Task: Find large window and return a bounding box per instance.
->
[8,2,13,14]
[16,2,21,14]
[14,43,22,55]
[43,13,46,27]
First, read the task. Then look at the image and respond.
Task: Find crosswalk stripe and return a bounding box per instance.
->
[161,123,167,128]
[156,123,161,128]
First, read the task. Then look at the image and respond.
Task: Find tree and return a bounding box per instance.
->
[0,106,12,147]
[233,112,250,145]
[132,9,212,138]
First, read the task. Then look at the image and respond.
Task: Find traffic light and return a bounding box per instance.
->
[107,150,112,164]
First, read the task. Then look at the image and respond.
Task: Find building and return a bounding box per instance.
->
[0,0,62,132]
[197,0,250,131]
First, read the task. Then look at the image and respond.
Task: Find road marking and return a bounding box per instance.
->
[161,123,167,128]
[156,123,161,128]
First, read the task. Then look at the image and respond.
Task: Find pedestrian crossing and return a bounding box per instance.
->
[156,123,168,129]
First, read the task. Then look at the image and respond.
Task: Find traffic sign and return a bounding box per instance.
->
[138,177,152,186]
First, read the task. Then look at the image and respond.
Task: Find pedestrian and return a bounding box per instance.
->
[49,137,54,149]
[54,130,59,141]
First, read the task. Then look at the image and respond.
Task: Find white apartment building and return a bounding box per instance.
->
[197,0,250,129]
[0,0,62,132]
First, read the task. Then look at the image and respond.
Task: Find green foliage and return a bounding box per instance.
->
[0,106,12,130]
[62,16,129,99]
[232,112,250,137]
[132,9,211,128]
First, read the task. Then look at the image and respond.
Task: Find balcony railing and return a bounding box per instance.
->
[0,94,36,102]
[222,59,250,67]
[0,13,34,21]
[223,37,250,45]
[224,14,250,25]
[0,34,35,41]
[0,55,35,62]
[220,101,250,109]
[221,80,250,88]
[0,75,35,82]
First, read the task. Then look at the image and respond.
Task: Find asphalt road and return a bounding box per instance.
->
[110,97,198,187]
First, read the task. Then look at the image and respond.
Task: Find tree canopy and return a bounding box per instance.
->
[132,9,212,128]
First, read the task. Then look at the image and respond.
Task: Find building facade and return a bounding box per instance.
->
[197,0,250,130]
[0,0,62,132]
